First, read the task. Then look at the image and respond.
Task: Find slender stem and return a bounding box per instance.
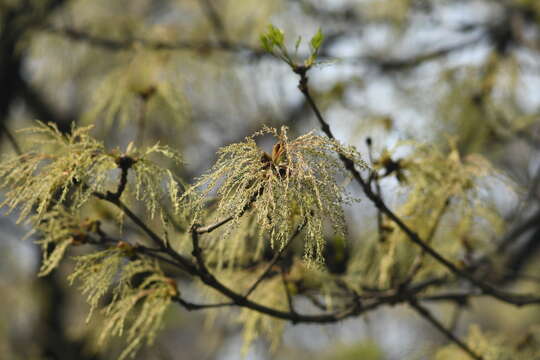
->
[190,224,382,323]
[93,191,197,275]
[366,137,385,242]
[43,25,267,58]
[195,191,259,234]
[195,216,235,234]
[244,221,305,298]
[448,304,463,334]
[401,197,451,286]
[281,268,297,321]
[297,68,540,307]
[198,0,228,43]
[88,216,469,325]
[497,209,540,253]
[107,156,134,200]
[304,293,328,311]
[173,296,234,310]
[409,301,483,360]
[418,292,482,304]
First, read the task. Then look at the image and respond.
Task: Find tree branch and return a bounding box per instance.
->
[41,25,268,59]
[409,300,483,360]
[244,220,306,298]
[93,191,198,275]
[195,191,259,234]
[296,65,540,307]
[280,268,297,321]
[198,0,228,43]
[190,224,385,323]
[173,296,234,311]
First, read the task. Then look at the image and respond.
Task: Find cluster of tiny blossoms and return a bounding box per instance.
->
[183,126,367,264]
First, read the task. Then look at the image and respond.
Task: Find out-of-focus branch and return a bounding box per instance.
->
[497,209,540,253]
[198,0,228,43]
[41,25,269,59]
[244,220,306,298]
[410,300,483,360]
[367,35,485,72]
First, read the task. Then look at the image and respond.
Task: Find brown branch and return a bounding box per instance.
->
[417,292,484,305]
[448,304,463,334]
[198,0,228,43]
[86,226,237,311]
[401,197,451,286]
[409,300,483,360]
[106,155,135,200]
[41,25,267,58]
[296,65,540,307]
[93,191,197,275]
[86,225,186,270]
[366,137,385,243]
[95,167,382,324]
[370,35,485,72]
[173,296,234,311]
[244,221,306,298]
[194,216,236,234]
[189,224,385,323]
[97,219,380,324]
[86,218,466,326]
[280,268,297,321]
[304,293,328,311]
[195,191,259,234]
[91,174,447,324]
[497,209,540,253]
[194,214,452,323]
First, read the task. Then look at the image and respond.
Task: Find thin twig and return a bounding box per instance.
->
[42,25,267,58]
[189,224,385,323]
[195,192,259,234]
[304,293,328,311]
[93,191,197,275]
[244,221,306,298]
[366,137,385,243]
[107,155,135,200]
[497,209,540,253]
[198,0,228,43]
[296,67,540,307]
[280,268,297,321]
[88,217,463,324]
[88,227,236,310]
[173,296,235,310]
[195,216,236,234]
[448,304,463,334]
[418,291,483,305]
[401,197,451,286]
[409,300,483,360]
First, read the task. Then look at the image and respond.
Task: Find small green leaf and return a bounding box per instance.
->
[268,24,285,47]
[310,28,324,53]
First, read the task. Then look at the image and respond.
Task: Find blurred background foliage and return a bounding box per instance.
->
[1,0,540,359]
